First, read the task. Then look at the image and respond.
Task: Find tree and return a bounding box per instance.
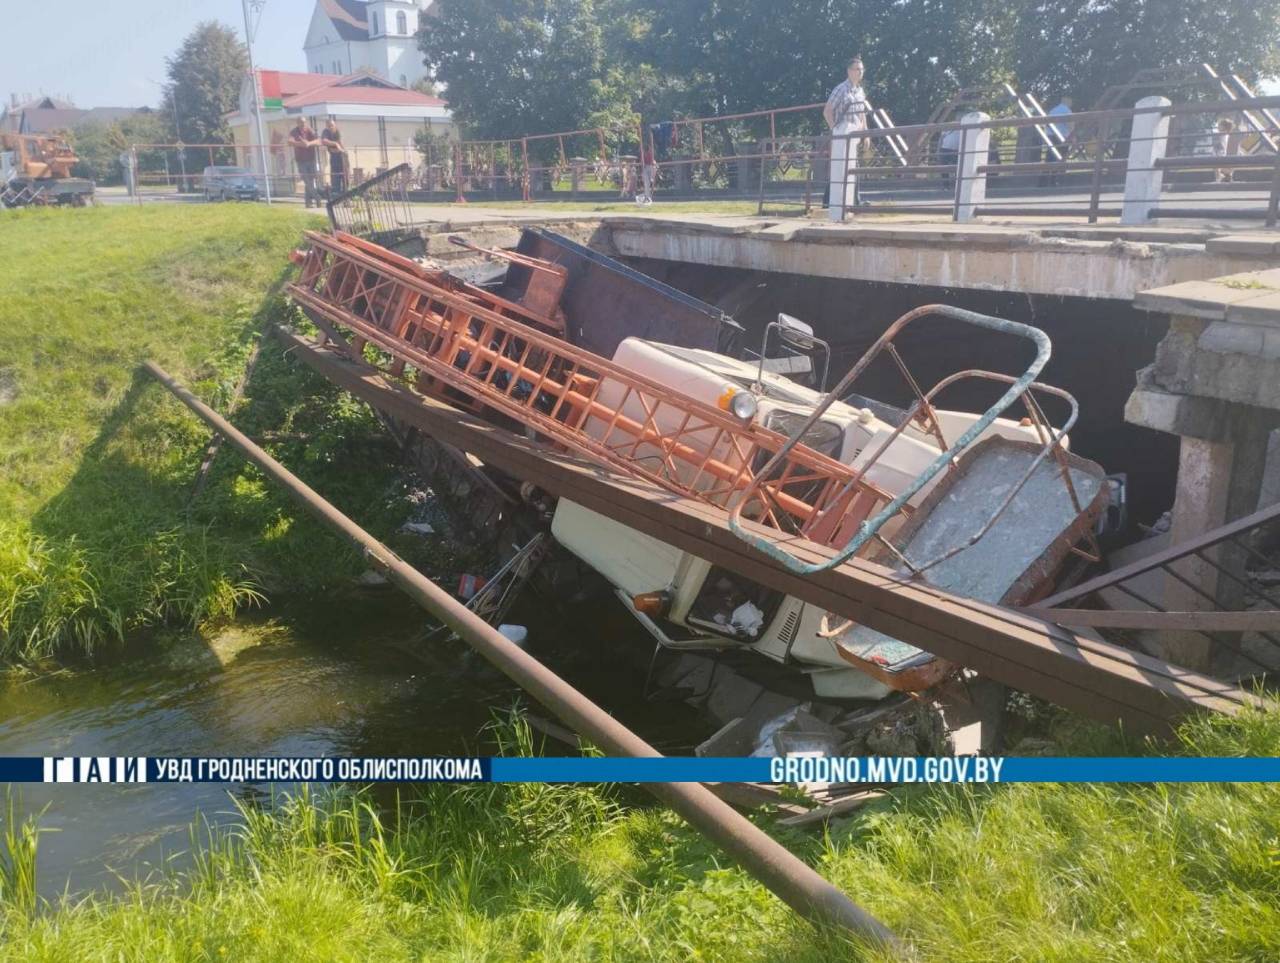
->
[70,111,169,184]
[1014,0,1280,107]
[418,0,624,142]
[163,21,247,148]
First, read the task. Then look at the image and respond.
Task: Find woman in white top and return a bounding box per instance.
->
[824,56,871,221]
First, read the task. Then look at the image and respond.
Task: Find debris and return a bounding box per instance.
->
[776,790,887,827]
[497,624,528,646]
[399,521,436,535]
[355,570,390,587]
[729,600,765,636]
[458,573,487,600]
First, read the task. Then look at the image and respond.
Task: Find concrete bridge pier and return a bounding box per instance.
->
[1126,270,1280,669]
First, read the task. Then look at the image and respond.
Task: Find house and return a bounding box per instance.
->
[225,69,451,187]
[303,0,434,89]
[2,95,150,134]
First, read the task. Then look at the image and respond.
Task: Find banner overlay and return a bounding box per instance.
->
[0,756,1275,784]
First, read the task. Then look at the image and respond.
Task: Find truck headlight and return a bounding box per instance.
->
[717,386,758,421]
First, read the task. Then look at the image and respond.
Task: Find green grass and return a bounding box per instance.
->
[0,204,463,662]
[0,710,1277,961]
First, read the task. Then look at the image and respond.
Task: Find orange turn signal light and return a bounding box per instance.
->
[632,590,672,618]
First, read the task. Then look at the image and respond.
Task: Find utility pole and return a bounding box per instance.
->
[241,0,272,204]
[169,90,188,192]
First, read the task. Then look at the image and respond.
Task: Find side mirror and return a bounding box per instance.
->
[775,313,820,352]
[755,313,831,393]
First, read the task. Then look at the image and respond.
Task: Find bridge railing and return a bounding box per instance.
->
[830,93,1280,225]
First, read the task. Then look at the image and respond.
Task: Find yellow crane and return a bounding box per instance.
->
[1,132,94,207]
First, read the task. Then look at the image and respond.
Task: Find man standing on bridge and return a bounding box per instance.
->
[824,56,872,221]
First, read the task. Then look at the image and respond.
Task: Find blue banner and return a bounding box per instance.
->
[0,755,1276,784]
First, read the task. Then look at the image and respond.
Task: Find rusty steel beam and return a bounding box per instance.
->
[273,330,1263,734]
[140,359,903,952]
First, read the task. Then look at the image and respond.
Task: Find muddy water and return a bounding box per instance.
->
[0,591,706,898]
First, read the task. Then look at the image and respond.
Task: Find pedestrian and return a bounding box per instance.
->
[938,126,962,189]
[1214,119,1236,183]
[1047,96,1073,149]
[1034,96,1073,188]
[823,55,871,221]
[321,117,348,196]
[638,135,656,205]
[1043,96,1073,187]
[288,116,322,208]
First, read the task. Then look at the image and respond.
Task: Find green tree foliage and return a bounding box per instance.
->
[418,0,1280,137]
[1014,0,1280,107]
[70,111,170,184]
[418,0,620,141]
[163,21,247,148]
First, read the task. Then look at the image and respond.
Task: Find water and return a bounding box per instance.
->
[0,590,708,898]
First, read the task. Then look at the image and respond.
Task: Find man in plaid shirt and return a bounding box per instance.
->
[824,56,871,221]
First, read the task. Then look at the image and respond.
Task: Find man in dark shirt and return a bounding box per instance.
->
[321,118,348,196]
[288,117,321,208]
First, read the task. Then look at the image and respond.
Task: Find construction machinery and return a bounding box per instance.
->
[287,230,1107,701]
[1,132,94,208]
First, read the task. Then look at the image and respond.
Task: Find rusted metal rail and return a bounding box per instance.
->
[1031,501,1280,675]
[274,330,1262,734]
[140,359,902,951]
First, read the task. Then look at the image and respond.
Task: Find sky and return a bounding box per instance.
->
[1,1,314,110]
[3,2,1275,111]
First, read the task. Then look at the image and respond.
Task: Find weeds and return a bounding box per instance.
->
[1,710,1276,960]
[0,792,47,917]
[0,204,433,663]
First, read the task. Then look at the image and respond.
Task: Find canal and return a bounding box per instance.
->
[0,590,708,898]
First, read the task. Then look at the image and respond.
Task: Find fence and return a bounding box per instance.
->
[828,93,1280,225]
[120,91,1280,226]
[119,140,431,201]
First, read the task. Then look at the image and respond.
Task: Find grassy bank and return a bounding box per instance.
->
[0,204,450,663]
[0,710,1277,961]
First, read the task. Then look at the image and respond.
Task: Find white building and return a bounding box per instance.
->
[304,0,434,89]
[225,69,451,187]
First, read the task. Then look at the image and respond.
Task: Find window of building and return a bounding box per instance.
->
[370,11,379,35]
[396,11,407,34]
[314,64,323,73]
[333,60,341,73]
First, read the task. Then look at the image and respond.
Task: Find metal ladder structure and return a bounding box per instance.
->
[288,230,903,550]
[288,231,1095,582]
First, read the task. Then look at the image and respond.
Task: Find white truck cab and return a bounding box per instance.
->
[552,327,1061,700]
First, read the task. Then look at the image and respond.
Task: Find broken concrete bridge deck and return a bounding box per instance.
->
[400,204,1280,303]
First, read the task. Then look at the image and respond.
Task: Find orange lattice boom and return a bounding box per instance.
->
[286,230,900,545]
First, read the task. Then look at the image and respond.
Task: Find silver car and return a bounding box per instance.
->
[202,165,260,202]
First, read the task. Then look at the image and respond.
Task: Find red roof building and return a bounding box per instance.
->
[226,68,451,181]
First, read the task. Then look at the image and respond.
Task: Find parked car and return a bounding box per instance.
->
[202,166,260,202]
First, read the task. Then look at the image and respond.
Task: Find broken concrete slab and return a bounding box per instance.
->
[1205,234,1280,257]
[1226,291,1280,328]
[1135,279,1271,320]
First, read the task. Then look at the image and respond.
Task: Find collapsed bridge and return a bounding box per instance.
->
[281,228,1265,736]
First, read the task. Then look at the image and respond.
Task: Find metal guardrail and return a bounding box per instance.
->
[1030,500,1280,678]
[325,162,414,240]
[828,93,1280,226]
[122,92,1280,226]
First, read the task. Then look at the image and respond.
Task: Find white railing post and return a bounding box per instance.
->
[954,111,990,222]
[1122,95,1171,225]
